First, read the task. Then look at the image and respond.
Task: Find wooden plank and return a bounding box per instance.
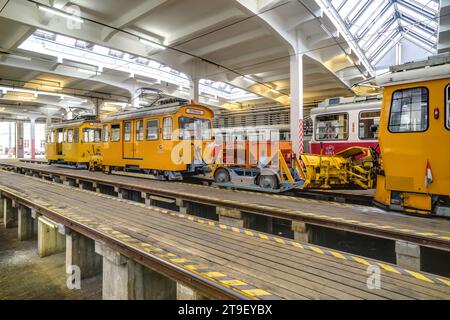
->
[1,171,449,300]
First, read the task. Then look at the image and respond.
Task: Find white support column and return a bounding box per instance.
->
[29,117,36,160]
[290,53,304,157]
[191,78,200,103]
[16,120,24,159]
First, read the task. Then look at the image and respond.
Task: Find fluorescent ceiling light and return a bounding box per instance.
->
[136,79,161,86]
[269,88,279,94]
[346,55,354,65]
[38,5,84,24]
[9,55,32,61]
[41,85,62,91]
[140,38,166,51]
[77,68,98,75]
[243,76,257,84]
[64,100,82,105]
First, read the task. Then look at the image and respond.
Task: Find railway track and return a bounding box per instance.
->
[1,169,450,299]
[2,160,450,255]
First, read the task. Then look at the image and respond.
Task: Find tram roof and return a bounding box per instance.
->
[48,118,101,130]
[102,104,212,123]
[376,54,450,86]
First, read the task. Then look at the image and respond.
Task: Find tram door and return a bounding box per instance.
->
[57,129,63,156]
[123,121,134,159]
[123,120,144,159]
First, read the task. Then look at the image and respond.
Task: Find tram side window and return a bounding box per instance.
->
[146,119,159,141]
[82,128,102,142]
[201,120,212,140]
[315,113,349,141]
[67,129,74,143]
[124,122,132,142]
[47,131,55,144]
[82,128,89,142]
[74,128,79,143]
[136,120,144,141]
[94,129,101,142]
[359,111,380,140]
[446,84,450,130]
[111,124,120,142]
[389,87,428,132]
[163,117,173,140]
[102,125,109,142]
[179,117,211,140]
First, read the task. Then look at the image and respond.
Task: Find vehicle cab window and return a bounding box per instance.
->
[102,125,109,142]
[146,119,159,140]
[136,120,144,141]
[163,117,173,140]
[179,117,211,140]
[124,122,132,141]
[315,113,348,141]
[67,129,74,143]
[389,87,428,132]
[359,111,380,139]
[111,124,120,142]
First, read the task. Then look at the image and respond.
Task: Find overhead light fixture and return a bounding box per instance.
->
[64,100,82,105]
[243,76,257,84]
[16,95,37,101]
[41,85,62,91]
[38,5,84,24]
[136,79,160,86]
[140,38,166,51]
[9,55,32,62]
[77,68,98,75]
[269,88,279,94]
[346,55,354,65]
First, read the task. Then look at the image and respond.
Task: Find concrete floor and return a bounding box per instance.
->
[0,222,102,300]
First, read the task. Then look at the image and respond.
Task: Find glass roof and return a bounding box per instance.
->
[19,30,258,103]
[329,0,440,64]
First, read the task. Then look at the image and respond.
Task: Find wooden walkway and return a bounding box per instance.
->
[0,170,450,300]
[2,160,450,252]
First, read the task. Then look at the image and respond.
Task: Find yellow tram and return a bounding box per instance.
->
[45,116,103,169]
[101,104,215,179]
[374,56,450,216]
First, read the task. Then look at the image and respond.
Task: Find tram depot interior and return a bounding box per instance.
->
[0,0,449,302]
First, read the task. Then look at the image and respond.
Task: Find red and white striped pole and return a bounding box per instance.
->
[290,53,304,159]
[298,118,304,157]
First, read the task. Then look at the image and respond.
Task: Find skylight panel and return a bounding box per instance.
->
[347,0,371,24]
[326,0,439,67]
[360,14,395,50]
[398,0,437,18]
[337,0,357,19]
[403,32,434,51]
[108,49,124,59]
[366,28,397,58]
[354,0,390,37]
[331,0,345,8]
[34,29,56,41]
[55,34,75,46]
[372,33,402,64]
